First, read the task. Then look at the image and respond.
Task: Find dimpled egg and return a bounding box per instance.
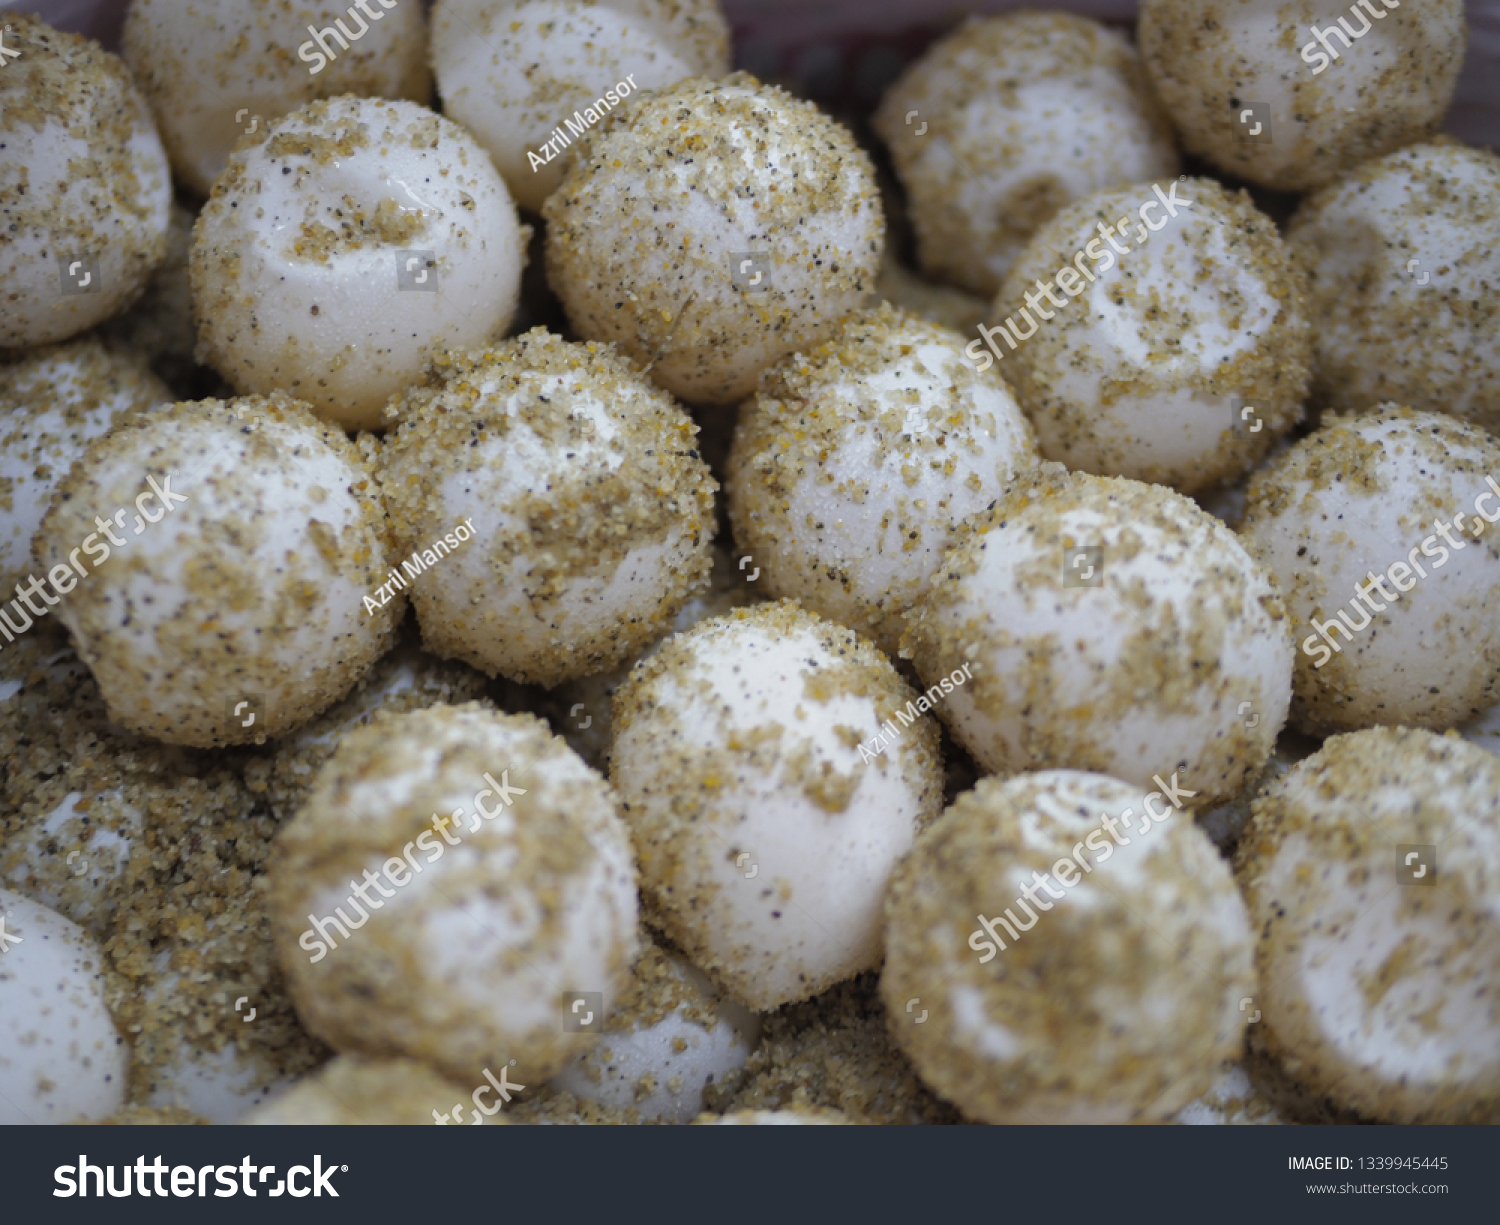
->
[1236,727,1500,1122]
[1286,142,1500,433]
[0,890,128,1124]
[873,11,1179,297]
[881,771,1255,1124]
[550,935,760,1122]
[1138,0,1466,193]
[1238,406,1500,735]
[189,96,527,430]
[988,178,1311,495]
[726,304,1038,656]
[432,0,730,212]
[0,337,171,593]
[544,73,883,406]
[903,468,1292,806]
[608,601,944,1011]
[378,330,717,686]
[32,393,403,747]
[267,705,639,1085]
[123,0,431,199]
[0,15,171,349]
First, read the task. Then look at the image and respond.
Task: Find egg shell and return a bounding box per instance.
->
[726,304,1038,656]
[550,937,759,1122]
[880,770,1255,1123]
[189,96,527,429]
[246,1053,498,1124]
[1239,406,1500,735]
[991,177,1311,495]
[431,0,729,212]
[0,891,127,1124]
[377,330,717,686]
[124,0,432,197]
[32,393,403,746]
[0,337,171,593]
[903,467,1293,805]
[1235,727,1500,1122]
[873,10,1178,296]
[609,600,944,1011]
[0,15,171,349]
[1287,141,1500,433]
[268,704,639,1084]
[1138,0,1465,192]
[544,73,883,406]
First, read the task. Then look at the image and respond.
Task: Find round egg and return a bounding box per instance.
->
[872,11,1178,297]
[31,393,403,747]
[543,73,883,406]
[880,771,1255,1124]
[989,177,1311,495]
[1236,727,1500,1122]
[1138,0,1466,192]
[1238,406,1500,735]
[246,1054,495,1124]
[0,14,171,349]
[0,337,171,595]
[727,304,1037,657]
[1286,142,1500,433]
[189,96,527,430]
[377,330,717,686]
[550,936,760,1122]
[431,0,730,212]
[608,601,944,1011]
[903,467,1293,806]
[267,705,639,1085]
[123,0,431,197]
[0,891,128,1124]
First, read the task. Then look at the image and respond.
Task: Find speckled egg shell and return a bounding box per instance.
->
[1238,406,1500,735]
[903,467,1293,805]
[1236,727,1500,1123]
[543,73,883,406]
[0,15,171,348]
[608,601,944,1011]
[990,177,1311,495]
[1138,0,1466,192]
[189,96,527,429]
[726,304,1038,657]
[873,11,1178,296]
[881,770,1254,1124]
[32,393,403,747]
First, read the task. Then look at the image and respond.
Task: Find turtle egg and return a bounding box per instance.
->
[189,96,527,430]
[0,891,128,1124]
